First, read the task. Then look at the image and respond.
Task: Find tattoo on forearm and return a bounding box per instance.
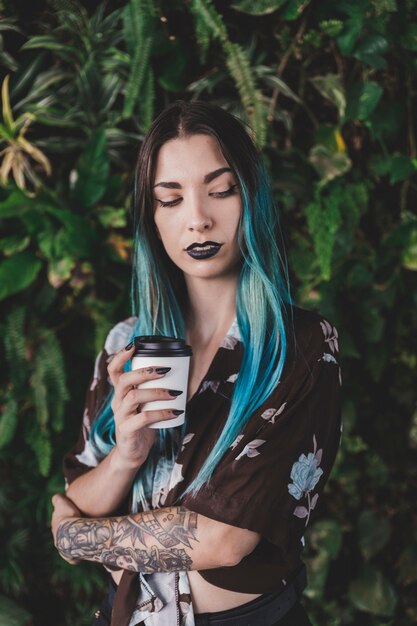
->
[56,506,199,572]
[100,546,193,572]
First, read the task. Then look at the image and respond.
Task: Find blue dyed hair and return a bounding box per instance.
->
[90,100,294,511]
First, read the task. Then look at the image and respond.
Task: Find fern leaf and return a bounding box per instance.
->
[123,36,153,119]
[224,42,267,146]
[190,0,229,44]
[342,182,368,236]
[306,184,342,280]
[26,426,52,477]
[43,336,70,433]
[3,306,26,389]
[139,66,155,132]
[37,429,52,478]
[31,364,49,428]
[191,6,213,64]
[0,391,18,449]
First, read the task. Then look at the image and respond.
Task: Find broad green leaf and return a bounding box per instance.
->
[96,206,127,229]
[304,519,342,600]
[0,189,30,218]
[0,251,42,302]
[346,263,373,288]
[309,74,346,118]
[47,257,76,288]
[389,155,417,184]
[309,519,343,559]
[304,550,330,600]
[344,435,368,453]
[336,13,364,55]
[345,82,383,121]
[308,144,352,184]
[396,545,417,585]
[358,510,391,560]
[0,235,30,256]
[230,0,287,15]
[369,154,392,177]
[367,101,404,141]
[281,0,311,21]
[0,595,32,626]
[353,34,389,69]
[43,213,99,259]
[402,224,417,271]
[71,128,109,208]
[365,451,390,487]
[401,24,417,51]
[348,565,397,617]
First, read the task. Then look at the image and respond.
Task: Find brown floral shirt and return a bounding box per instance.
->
[63,305,342,624]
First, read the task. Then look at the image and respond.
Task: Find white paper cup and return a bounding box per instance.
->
[131,336,192,428]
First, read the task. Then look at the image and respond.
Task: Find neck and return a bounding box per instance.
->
[184,274,238,346]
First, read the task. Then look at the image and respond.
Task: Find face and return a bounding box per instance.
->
[152,134,242,282]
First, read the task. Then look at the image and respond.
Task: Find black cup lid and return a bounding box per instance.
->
[133,335,192,357]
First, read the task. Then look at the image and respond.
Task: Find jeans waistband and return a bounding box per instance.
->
[194,565,307,626]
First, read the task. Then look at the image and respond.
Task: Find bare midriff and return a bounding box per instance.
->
[110,570,262,612]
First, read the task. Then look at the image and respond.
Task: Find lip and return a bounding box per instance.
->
[185,240,222,251]
[186,245,222,260]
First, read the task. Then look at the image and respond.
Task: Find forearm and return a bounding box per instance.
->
[66,447,141,517]
[56,506,237,572]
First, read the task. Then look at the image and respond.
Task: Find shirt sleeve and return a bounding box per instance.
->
[180,313,342,550]
[62,316,138,488]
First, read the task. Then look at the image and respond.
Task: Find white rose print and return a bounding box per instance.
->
[287,434,323,526]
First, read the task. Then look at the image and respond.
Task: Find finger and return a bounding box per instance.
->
[120,408,185,432]
[116,387,183,423]
[112,366,171,412]
[107,342,136,388]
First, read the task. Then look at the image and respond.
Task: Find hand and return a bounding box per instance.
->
[51,493,81,564]
[107,343,182,469]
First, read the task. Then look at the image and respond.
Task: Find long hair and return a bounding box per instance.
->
[90,100,294,510]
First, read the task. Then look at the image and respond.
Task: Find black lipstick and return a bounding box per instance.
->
[186,243,222,259]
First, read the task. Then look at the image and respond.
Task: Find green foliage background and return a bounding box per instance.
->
[0,0,416,624]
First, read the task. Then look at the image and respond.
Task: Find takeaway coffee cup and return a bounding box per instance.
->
[131,335,192,428]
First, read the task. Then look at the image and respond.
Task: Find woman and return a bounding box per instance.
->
[51,100,342,626]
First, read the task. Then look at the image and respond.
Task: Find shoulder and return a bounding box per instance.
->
[103,316,138,356]
[284,306,340,376]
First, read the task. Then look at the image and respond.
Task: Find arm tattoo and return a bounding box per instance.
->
[56,506,199,573]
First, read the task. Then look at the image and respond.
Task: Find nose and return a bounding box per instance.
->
[187,194,213,232]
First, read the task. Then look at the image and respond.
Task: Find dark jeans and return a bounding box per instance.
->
[194,590,313,626]
[91,580,313,626]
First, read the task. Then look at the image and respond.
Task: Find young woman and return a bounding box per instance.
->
[51,100,342,626]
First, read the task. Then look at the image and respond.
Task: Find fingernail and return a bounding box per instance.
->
[168,389,183,397]
[171,409,184,416]
[125,341,134,350]
[156,367,171,374]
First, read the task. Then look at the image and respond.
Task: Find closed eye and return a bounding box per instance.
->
[155,184,238,208]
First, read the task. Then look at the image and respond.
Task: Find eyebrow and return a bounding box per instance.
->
[153,167,232,189]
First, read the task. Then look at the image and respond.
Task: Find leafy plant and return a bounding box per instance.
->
[0,0,416,624]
